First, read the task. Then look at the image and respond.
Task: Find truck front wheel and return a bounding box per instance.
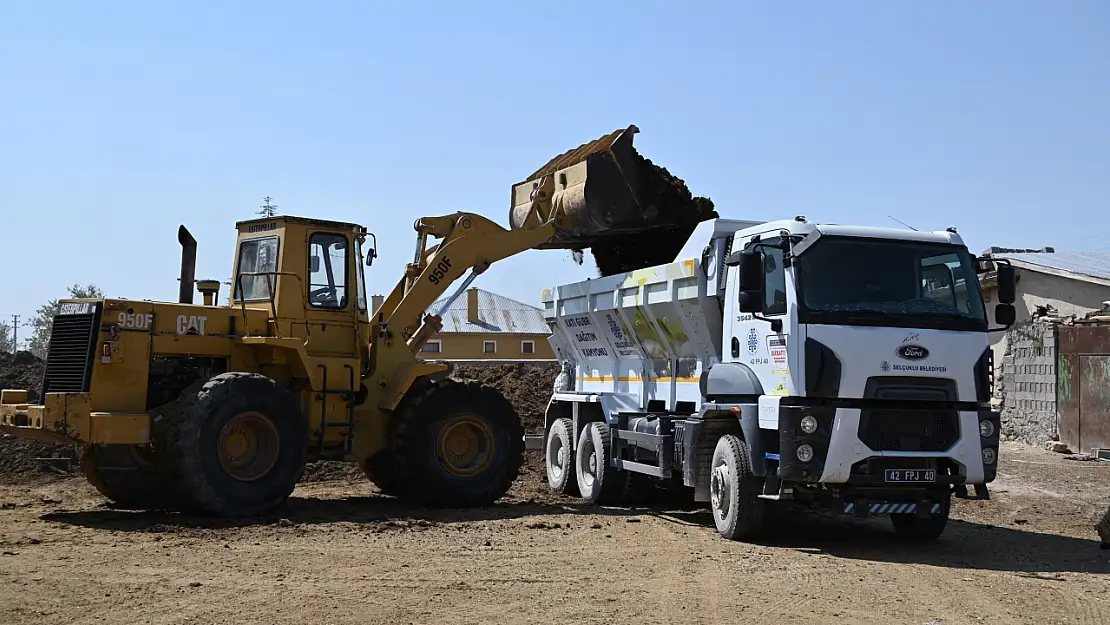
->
[890,493,951,542]
[709,434,764,540]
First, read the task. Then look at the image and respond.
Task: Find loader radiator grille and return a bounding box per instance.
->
[41,303,102,395]
[858,408,959,452]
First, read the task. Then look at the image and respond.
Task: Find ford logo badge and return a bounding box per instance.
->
[897,345,929,360]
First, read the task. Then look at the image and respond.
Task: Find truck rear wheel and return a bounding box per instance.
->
[575,422,628,505]
[890,493,951,542]
[709,434,764,540]
[392,380,524,507]
[158,372,307,517]
[78,444,174,510]
[546,418,579,496]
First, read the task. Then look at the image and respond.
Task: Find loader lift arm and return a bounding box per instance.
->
[367,209,556,377]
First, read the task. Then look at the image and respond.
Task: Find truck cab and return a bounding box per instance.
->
[542,216,1017,542]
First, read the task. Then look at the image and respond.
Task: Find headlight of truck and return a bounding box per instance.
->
[979,420,995,438]
[796,444,814,463]
[800,415,818,434]
[982,447,997,465]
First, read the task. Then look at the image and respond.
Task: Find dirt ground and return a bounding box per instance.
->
[0,442,1108,625]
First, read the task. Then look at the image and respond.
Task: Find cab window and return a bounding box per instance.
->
[308,233,348,309]
[235,236,279,301]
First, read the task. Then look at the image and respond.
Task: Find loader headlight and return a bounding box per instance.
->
[800,415,818,434]
[796,444,814,463]
[979,420,995,438]
[982,447,997,465]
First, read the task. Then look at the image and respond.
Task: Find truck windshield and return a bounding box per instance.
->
[794,236,987,331]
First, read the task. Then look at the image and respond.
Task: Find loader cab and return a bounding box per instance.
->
[231,215,376,360]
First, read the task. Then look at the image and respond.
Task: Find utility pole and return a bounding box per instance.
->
[259,196,279,218]
[11,314,18,354]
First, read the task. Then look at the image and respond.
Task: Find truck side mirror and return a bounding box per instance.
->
[996,263,1016,305]
[737,250,765,313]
[310,255,321,273]
[995,303,1016,326]
[738,250,764,292]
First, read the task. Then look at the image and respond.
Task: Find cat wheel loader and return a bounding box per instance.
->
[0,125,697,516]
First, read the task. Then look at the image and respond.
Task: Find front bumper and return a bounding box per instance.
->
[0,390,149,445]
[776,405,999,486]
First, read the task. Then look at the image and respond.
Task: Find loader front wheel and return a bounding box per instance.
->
[360,452,405,497]
[393,380,524,507]
[158,372,307,517]
[78,444,174,510]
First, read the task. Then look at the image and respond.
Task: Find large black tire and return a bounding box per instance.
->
[78,444,175,510]
[360,451,405,497]
[575,422,629,505]
[545,418,579,496]
[391,379,524,507]
[890,492,951,542]
[156,372,307,517]
[709,434,765,541]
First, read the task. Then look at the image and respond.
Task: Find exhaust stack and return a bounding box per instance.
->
[178,225,197,305]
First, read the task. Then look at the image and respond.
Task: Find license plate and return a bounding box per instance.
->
[884,469,936,483]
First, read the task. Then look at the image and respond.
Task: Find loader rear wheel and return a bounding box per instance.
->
[78,444,174,510]
[360,452,405,497]
[392,380,523,507]
[575,422,628,505]
[158,372,307,517]
[545,418,579,496]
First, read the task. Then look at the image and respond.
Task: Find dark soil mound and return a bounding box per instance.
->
[0,352,74,478]
[591,157,716,276]
[450,362,560,433]
[0,351,44,402]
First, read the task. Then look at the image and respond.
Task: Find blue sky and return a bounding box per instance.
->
[2,1,1108,338]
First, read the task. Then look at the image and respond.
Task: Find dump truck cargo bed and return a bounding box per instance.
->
[541,218,763,412]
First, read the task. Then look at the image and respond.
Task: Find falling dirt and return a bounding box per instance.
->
[591,156,717,277]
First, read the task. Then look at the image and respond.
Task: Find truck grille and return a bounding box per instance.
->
[41,302,102,395]
[858,408,959,452]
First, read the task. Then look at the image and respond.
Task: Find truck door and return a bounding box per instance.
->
[725,234,797,397]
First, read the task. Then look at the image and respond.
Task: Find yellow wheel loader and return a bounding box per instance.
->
[0,126,709,516]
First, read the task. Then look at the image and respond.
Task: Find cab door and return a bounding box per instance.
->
[301,231,360,360]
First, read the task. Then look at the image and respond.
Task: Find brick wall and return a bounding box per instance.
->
[999,321,1058,444]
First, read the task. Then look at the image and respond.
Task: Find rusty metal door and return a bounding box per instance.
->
[1079,356,1110,451]
[1057,325,1110,453]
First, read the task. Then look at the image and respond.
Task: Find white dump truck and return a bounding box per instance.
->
[541,216,1018,541]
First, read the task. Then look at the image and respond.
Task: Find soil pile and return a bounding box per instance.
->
[0,351,43,402]
[591,156,716,276]
[450,362,560,433]
[0,351,76,477]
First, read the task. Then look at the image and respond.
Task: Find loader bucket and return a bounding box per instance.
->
[509,125,716,251]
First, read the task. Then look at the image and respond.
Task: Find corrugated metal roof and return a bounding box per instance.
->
[429,289,551,335]
[994,252,1110,284]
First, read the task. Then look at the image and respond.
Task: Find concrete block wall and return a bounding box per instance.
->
[999,321,1058,444]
